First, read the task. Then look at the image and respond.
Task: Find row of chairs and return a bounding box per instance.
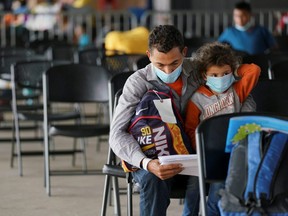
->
[0,45,147,76]
[10,62,113,196]
[0,44,147,187]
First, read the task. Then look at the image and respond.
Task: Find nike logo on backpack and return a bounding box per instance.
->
[136,107,148,115]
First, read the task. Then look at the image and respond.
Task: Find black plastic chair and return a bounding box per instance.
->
[101,71,134,216]
[269,60,288,80]
[45,44,79,63]
[250,79,288,116]
[0,54,47,80]
[0,54,47,150]
[185,37,217,56]
[195,113,288,216]
[11,60,76,176]
[242,54,271,80]
[102,54,146,76]
[275,36,288,53]
[43,64,111,196]
[78,47,105,66]
[11,60,50,176]
[136,55,150,70]
[0,47,35,56]
[267,51,288,67]
[101,88,133,216]
[28,38,70,55]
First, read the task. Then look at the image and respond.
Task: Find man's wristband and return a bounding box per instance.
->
[140,158,152,171]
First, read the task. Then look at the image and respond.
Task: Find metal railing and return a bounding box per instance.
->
[140,9,288,38]
[1,9,288,47]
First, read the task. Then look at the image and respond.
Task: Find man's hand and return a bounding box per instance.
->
[146,159,184,180]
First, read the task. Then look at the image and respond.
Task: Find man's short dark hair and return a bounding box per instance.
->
[235,1,252,13]
[148,25,185,53]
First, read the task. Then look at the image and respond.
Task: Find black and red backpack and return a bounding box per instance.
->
[122,89,194,172]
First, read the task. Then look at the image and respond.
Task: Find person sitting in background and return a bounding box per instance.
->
[218,1,278,55]
[74,23,90,49]
[185,41,261,215]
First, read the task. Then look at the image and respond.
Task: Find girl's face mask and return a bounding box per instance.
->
[206,73,235,93]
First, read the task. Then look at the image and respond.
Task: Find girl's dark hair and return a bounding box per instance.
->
[191,41,241,79]
[148,25,185,53]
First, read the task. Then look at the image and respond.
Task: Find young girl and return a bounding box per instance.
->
[185,41,261,216]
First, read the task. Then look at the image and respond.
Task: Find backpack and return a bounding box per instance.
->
[122,89,194,172]
[218,130,288,215]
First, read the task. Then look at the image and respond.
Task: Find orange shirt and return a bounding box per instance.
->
[166,77,183,96]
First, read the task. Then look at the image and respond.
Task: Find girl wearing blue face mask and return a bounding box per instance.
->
[185,41,261,216]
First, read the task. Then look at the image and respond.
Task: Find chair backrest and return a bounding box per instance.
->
[103,54,145,75]
[185,37,216,56]
[45,45,79,63]
[78,48,105,66]
[270,60,288,80]
[108,71,134,122]
[136,55,150,70]
[12,60,55,89]
[250,79,288,116]
[0,47,35,56]
[28,39,70,55]
[0,54,47,78]
[196,114,233,182]
[275,36,288,52]
[242,54,270,80]
[44,64,110,103]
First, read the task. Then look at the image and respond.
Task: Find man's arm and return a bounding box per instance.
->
[109,72,148,168]
[109,69,186,179]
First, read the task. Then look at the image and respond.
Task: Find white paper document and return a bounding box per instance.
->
[158,154,199,176]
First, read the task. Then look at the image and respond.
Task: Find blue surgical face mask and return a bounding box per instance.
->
[206,73,235,93]
[235,22,252,31]
[153,63,182,83]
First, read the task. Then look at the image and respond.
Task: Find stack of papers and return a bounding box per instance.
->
[158,154,199,176]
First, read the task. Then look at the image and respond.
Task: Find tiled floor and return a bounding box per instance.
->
[0,133,184,216]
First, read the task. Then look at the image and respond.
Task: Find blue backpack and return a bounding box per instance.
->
[122,89,194,172]
[219,131,288,215]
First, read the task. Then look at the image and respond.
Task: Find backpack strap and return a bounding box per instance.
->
[255,132,288,201]
[244,132,262,203]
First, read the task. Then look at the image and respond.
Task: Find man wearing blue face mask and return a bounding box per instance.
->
[110,25,203,216]
[218,1,278,55]
[185,41,261,216]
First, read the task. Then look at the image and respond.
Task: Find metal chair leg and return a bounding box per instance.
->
[112,176,122,216]
[127,181,133,216]
[101,174,111,216]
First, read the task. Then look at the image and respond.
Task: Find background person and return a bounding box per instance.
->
[218,1,278,55]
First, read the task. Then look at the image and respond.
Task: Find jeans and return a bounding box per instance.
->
[207,182,225,216]
[132,169,200,216]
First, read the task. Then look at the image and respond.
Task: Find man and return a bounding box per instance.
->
[218,1,278,55]
[109,25,200,216]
